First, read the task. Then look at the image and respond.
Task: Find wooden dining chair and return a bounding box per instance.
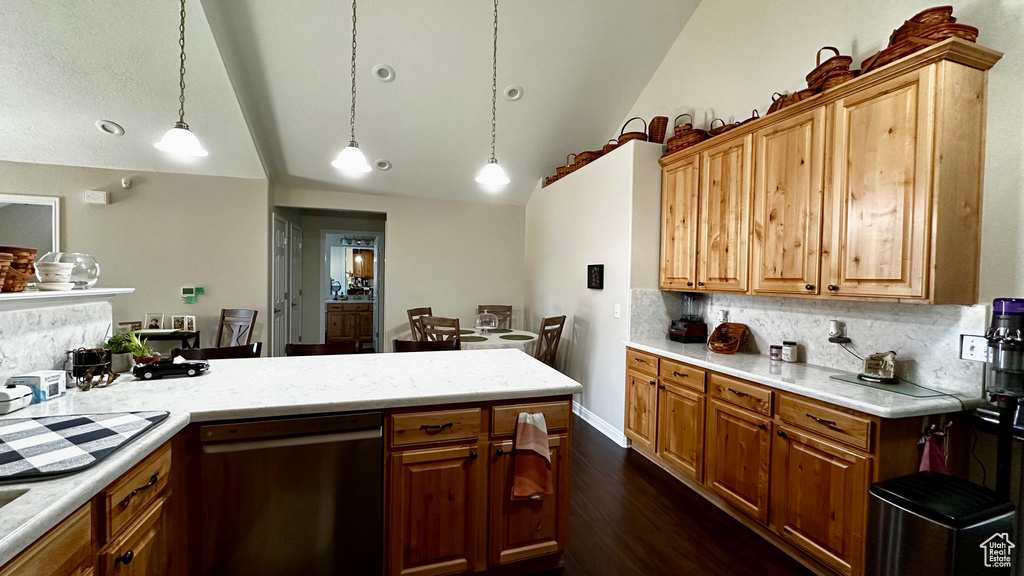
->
[534,315,566,367]
[407,307,432,341]
[172,343,262,360]
[285,342,360,356]
[419,316,460,342]
[392,339,461,352]
[217,309,258,347]
[477,305,512,329]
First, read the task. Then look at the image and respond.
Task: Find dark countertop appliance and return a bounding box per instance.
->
[669,293,708,344]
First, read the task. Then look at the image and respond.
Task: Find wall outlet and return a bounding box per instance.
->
[82,190,109,204]
[960,335,987,362]
[613,304,620,319]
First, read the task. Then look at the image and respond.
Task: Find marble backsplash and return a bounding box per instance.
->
[0,302,112,384]
[629,289,987,395]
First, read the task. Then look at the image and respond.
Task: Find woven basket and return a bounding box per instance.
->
[767,92,788,115]
[918,22,978,43]
[707,323,749,355]
[618,117,649,145]
[911,5,954,25]
[556,154,577,176]
[0,246,37,273]
[2,267,31,293]
[673,114,694,137]
[806,47,853,91]
[576,150,603,163]
[778,88,820,111]
[649,116,669,144]
[667,128,707,150]
[822,69,859,90]
[738,109,761,125]
[707,118,740,137]
[862,37,937,73]
[602,139,620,155]
[0,254,12,291]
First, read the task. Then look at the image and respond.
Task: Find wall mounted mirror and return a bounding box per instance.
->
[0,194,61,254]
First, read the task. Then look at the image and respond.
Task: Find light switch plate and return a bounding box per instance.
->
[960,334,987,362]
[613,304,620,319]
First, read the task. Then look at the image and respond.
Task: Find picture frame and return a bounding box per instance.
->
[144,313,164,330]
[587,264,604,290]
[118,321,142,334]
[185,315,196,332]
[171,315,186,331]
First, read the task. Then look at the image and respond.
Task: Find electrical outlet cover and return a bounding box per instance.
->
[960,334,987,362]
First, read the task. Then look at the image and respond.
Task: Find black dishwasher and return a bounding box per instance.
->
[199,411,382,576]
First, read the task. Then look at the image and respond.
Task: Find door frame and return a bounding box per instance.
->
[319,229,385,351]
[271,214,289,357]
[289,222,303,344]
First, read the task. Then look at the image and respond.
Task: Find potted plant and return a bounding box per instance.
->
[128,332,161,365]
[103,333,136,373]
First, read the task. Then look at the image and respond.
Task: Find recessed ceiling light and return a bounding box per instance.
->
[95,120,125,136]
[374,159,392,171]
[503,85,523,101]
[372,64,395,83]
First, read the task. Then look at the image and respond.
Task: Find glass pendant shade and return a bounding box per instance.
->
[332,141,372,173]
[154,122,208,157]
[475,159,509,186]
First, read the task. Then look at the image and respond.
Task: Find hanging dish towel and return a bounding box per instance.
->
[919,432,948,474]
[512,412,553,500]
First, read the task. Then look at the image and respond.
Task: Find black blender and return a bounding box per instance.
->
[669,293,708,344]
[984,298,1024,498]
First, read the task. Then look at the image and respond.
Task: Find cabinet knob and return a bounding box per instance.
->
[805,284,814,291]
[758,424,767,431]
[115,550,135,565]
[496,448,505,456]
[697,282,705,287]
[469,452,478,460]
[777,430,787,438]
[686,282,693,287]
[649,380,657,386]
[658,385,665,390]
[827,285,838,292]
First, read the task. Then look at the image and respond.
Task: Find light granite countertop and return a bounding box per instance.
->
[0,348,580,567]
[626,339,984,419]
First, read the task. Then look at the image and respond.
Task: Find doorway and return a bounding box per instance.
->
[321,231,384,352]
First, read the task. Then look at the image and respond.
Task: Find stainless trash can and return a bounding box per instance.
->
[866,472,1015,576]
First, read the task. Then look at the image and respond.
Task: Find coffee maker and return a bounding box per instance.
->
[984,298,1024,498]
[669,293,708,344]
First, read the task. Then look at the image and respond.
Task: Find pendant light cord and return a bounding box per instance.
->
[349,0,358,143]
[489,0,499,161]
[177,0,187,125]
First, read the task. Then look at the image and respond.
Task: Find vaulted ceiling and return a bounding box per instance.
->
[1,0,701,205]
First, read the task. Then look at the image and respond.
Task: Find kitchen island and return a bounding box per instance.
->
[0,348,582,575]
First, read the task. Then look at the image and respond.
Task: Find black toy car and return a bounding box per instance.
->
[132,359,210,380]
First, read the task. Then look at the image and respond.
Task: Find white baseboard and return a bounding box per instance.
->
[572,402,628,448]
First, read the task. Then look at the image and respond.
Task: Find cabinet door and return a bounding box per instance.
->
[824,67,935,299]
[357,311,374,340]
[624,370,658,451]
[0,504,92,576]
[752,108,826,295]
[388,444,484,576]
[660,154,701,290]
[699,134,752,292]
[488,434,570,566]
[771,425,870,576]
[706,399,771,523]
[100,497,171,576]
[326,312,343,341]
[657,382,705,481]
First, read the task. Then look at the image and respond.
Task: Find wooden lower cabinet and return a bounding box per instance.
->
[657,382,705,481]
[705,399,772,523]
[327,303,374,343]
[771,425,870,576]
[624,370,658,451]
[100,497,171,576]
[489,435,570,566]
[0,504,93,576]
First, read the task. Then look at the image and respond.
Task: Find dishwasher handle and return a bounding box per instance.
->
[202,428,381,454]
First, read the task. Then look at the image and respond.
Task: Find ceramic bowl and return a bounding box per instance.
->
[35,262,74,283]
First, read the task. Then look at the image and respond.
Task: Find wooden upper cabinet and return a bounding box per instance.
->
[698,134,752,292]
[657,382,705,482]
[771,425,871,576]
[824,67,935,300]
[705,399,771,523]
[660,154,701,290]
[752,108,826,295]
[624,370,658,452]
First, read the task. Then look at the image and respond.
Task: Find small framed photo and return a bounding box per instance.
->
[171,315,186,331]
[118,321,142,334]
[185,315,196,331]
[587,264,604,290]
[144,313,164,330]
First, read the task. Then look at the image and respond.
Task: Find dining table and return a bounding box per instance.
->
[458,328,538,353]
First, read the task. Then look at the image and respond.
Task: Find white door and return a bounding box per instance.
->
[272,215,288,357]
[289,224,303,344]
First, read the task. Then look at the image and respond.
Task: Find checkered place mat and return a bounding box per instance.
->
[0,412,168,481]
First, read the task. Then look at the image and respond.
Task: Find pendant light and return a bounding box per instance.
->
[332,0,372,174]
[475,0,509,187]
[154,0,208,157]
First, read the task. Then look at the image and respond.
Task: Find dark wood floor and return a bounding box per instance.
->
[551,415,814,576]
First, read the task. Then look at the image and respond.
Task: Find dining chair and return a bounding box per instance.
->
[217,309,258,347]
[534,315,567,367]
[285,342,360,356]
[407,307,432,341]
[419,316,461,342]
[392,339,461,352]
[172,343,262,360]
[477,305,512,329]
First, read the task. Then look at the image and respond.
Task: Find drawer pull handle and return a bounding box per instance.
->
[634,357,646,363]
[673,371,688,378]
[758,424,768,431]
[122,472,159,508]
[419,422,454,432]
[727,387,748,397]
[115,550,135,565]
[806,413,838,427]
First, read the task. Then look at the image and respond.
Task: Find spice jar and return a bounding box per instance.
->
[769,345,783,361]
[782,341,798,363]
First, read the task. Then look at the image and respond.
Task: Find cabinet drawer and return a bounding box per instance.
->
[100,496,169,576]
[491,401,571,437]
[626,349,659,377]
[778,395,872,452]
[660,359,706,392]
[345,303,373,312]
[104,442,172,539]
[709,374,772,416]
[0,504,92,576]
[390,408,481,447]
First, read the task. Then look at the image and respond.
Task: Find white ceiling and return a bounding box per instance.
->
[0,0,700,205]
